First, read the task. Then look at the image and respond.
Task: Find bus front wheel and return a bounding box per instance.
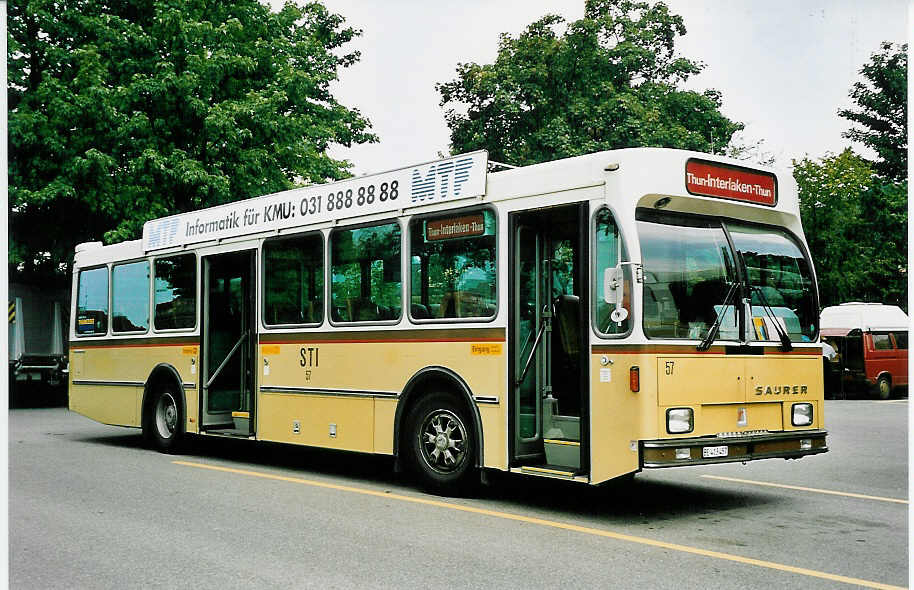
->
[144,386,184,452]
[406,392,476,494]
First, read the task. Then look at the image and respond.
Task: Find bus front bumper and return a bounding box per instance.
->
[641,429,828,468]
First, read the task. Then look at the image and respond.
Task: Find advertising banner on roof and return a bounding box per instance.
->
[143,151,488,251]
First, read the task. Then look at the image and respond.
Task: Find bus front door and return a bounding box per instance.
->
[201,250,256,436]
[510,205,588,475]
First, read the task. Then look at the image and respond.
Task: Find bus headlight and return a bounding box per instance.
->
[792,403,814,427]
[667,408,693,434]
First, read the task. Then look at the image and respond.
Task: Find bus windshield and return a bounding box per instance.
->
[729,223,817,343]
[637,211,816,343]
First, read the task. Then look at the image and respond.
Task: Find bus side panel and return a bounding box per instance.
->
[478,404,507,470]
[258,337,506,464]
[259,393,374,452]
[374,398,397,454]
[589,352,658,484]
[69,342,199,431]
[69,381,141,427]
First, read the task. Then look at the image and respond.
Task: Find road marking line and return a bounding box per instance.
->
[701,475,908,504]
[875,399,908,404]
[174,460,904,590]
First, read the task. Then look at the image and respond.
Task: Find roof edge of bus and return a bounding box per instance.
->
[75,241,104,253]
[74,239,143,268]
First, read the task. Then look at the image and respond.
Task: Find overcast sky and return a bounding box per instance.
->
[273,0,908,175]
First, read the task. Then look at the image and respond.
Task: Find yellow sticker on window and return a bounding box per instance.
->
[471,343,502,356]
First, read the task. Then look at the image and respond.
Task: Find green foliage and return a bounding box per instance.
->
[794,150,873,307]
[855,180,907,307]
[9,0,377,286]
[838,42,907,182]
[795,150,907,310]
[812,40,909,310]
[436,0,742,165]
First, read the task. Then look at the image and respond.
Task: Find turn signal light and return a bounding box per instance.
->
[630,366,640,392]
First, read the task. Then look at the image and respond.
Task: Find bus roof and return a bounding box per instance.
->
[73,148,795,267]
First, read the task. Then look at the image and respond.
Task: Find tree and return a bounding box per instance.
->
[9,0,377,286]
[436,0,742,165]
[794,150,874,308]
[856,180,907,307]
[838,42,907,182]
[796,148,907,310]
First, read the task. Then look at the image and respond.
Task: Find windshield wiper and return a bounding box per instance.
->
[697,281,740,351]
[750,285,793,352]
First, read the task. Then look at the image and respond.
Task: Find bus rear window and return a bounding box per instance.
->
[77,267,109,335]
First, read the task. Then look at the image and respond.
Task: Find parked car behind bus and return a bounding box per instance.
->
[820,303,908,399]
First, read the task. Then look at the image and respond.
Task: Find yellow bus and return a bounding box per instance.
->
[69,148,827,492]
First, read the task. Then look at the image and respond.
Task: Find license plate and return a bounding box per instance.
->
[702,445,729,458]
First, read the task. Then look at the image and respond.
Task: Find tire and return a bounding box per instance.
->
[405,392,476,494]
[874,375,892,400]
[144,385,184,452]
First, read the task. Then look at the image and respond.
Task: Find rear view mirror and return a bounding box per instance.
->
[603,265,629,325]
[603,266,620,305]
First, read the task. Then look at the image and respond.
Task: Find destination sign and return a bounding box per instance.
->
[426,214,486,241]
[685,159,777,206]
[143,151,488,251]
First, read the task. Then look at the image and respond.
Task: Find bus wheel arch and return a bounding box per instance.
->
[142,364,187,452]
[395,368,484,486]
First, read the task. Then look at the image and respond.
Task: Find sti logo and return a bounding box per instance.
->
[410,156,474,204]
[146,218,181,249]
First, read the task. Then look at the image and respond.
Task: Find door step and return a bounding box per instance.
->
[512,465,588,482]
[543,438,581,469]
[201,429,254,439]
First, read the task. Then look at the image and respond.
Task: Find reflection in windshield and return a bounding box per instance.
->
[637,212,816,343]
[728,224,816,342]
[638,215,738,340]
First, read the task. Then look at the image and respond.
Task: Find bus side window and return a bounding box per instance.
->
[594,208,630,336]
[409,209,497,321]
[76,266,109,336]
[330,222,402,323]
[154,254,197,330]
[263,234,324,326]
[112,260,150,333]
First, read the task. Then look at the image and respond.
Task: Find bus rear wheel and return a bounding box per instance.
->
[144,386,184,452]
[406,392,476,494]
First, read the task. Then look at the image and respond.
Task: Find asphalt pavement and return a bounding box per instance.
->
[9,399,909,589]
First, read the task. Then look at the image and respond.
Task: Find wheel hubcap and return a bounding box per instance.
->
[155,392,177,439]
[419,409,467,474]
